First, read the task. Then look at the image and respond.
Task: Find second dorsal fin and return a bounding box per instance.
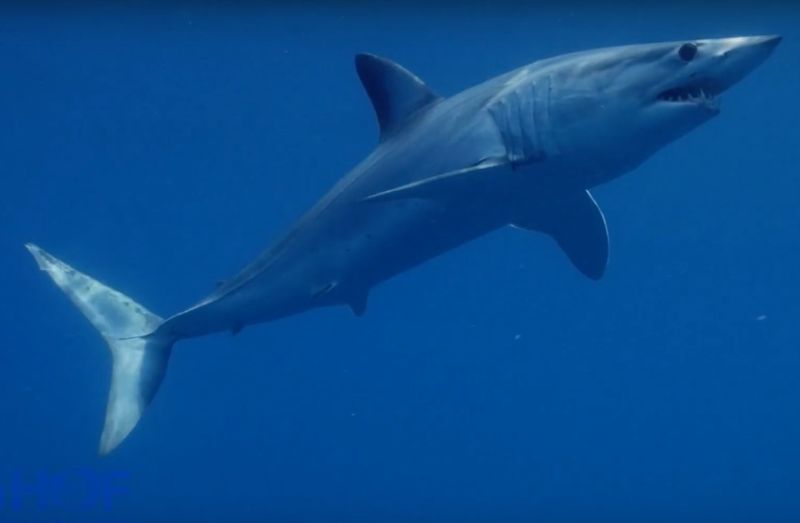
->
[355,53,441,140]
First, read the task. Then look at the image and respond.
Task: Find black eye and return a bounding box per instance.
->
[678,42,698,62]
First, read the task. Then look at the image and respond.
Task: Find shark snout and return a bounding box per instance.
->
[707,35,781,91]
[738,34,782,50]
[718,35,781,61]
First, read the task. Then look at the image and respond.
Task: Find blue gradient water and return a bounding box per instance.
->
[2,4,798,522]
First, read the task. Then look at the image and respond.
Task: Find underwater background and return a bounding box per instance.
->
[1,2,798,521]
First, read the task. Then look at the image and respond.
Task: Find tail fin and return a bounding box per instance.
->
[25,244,173,455]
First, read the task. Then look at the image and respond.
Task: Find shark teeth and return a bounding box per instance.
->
[658,85,718,103]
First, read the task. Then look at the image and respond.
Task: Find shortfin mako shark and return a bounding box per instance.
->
[27,35,780,454]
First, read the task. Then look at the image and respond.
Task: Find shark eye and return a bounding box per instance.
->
[678,43,698,62]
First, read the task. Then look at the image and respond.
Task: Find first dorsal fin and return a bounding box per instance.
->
[355,53,441,140]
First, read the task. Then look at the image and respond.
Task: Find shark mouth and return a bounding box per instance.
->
[657,82,722,105]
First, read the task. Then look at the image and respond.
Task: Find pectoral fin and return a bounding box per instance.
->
[362,159,511,203]
[513,190,609,280]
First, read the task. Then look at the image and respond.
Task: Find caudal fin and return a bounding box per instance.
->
[25,244,173,455]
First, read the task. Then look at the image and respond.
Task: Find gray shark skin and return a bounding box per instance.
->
[27,35,780,454]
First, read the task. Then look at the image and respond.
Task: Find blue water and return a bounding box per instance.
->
[2,4,799,522]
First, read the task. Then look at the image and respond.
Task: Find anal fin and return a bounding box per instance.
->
[348,291,368,317]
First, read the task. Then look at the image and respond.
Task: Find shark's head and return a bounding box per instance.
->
[542,35,781,182]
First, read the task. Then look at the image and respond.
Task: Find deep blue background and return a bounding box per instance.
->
[2,4,798,521]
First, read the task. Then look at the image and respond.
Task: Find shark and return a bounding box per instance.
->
[27,35,781,454]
